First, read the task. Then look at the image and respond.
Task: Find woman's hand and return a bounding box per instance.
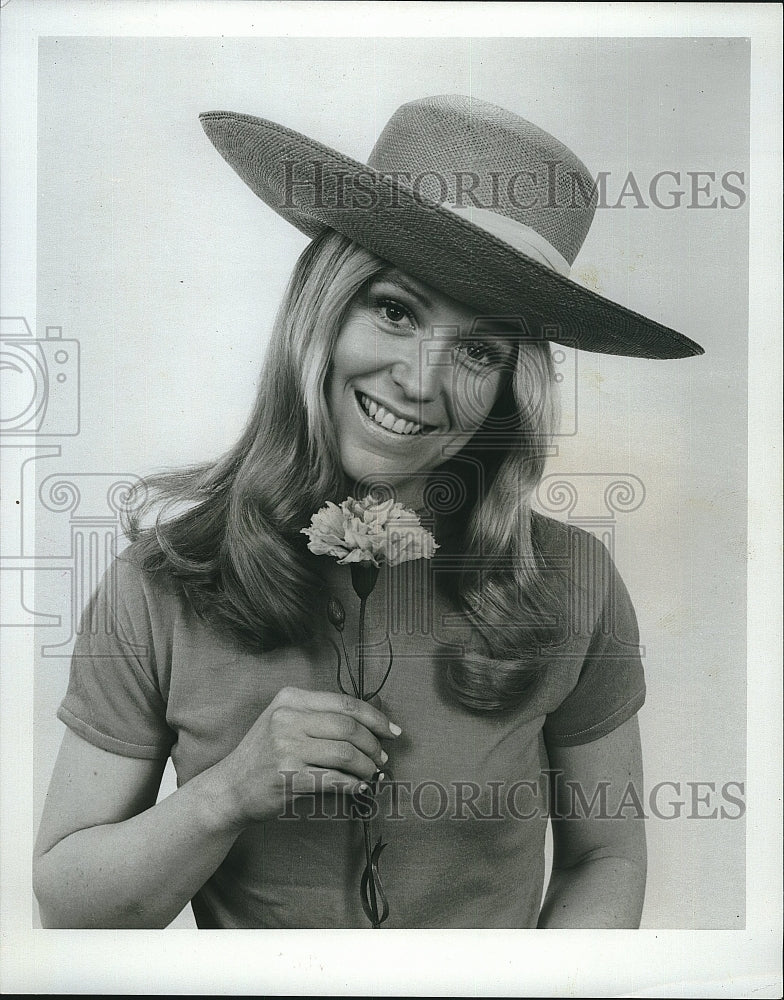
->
[211,686,401,826]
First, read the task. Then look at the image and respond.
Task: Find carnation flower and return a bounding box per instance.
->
[302,492,436,929]
[301,494,438,567]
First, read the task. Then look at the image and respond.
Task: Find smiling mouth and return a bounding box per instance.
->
[355,392,433,437]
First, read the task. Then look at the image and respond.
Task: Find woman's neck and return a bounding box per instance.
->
[346,476,429,513]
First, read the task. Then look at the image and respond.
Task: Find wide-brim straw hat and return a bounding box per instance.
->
[200,94,704,360]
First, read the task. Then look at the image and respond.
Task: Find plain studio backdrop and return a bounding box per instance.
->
[31,36,748,930]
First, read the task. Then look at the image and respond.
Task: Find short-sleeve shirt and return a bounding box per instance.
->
[57,513,645,928]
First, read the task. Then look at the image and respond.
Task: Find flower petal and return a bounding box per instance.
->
[303,495,437,567]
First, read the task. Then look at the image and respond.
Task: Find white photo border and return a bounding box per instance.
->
[1,1,781,996]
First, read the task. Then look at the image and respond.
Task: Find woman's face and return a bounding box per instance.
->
[326,267,516,497]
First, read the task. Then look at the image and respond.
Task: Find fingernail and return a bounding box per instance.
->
[377,772,386,783]
[389,722,402,736]
[380,750,389,764]
[357,782,368,792]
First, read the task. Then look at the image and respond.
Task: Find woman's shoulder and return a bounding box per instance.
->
[531,510,627,622]
[531,509,613,563]
[104,539,190,617]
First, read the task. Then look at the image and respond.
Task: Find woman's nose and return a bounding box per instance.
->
[388,337,448,402]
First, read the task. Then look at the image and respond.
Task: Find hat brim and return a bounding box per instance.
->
[200,111,704,360]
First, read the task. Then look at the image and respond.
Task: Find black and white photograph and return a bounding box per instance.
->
[1,1,781,995]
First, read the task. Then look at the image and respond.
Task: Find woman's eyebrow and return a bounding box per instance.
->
[468,318,525,341]
[373,270,433,310]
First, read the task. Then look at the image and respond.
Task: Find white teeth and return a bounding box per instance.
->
[359,393,424,435]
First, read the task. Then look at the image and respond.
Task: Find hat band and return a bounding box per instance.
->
[442,203,571,277]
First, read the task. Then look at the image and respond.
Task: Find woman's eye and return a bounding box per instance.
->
[454,340,500,368]
[377,298,413,326]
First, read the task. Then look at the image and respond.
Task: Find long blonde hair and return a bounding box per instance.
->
[125,229,564,711]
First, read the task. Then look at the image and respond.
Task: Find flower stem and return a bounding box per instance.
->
[358,596,366,699]
[339,632,359,697]
[348,562,387,928]
[357,595,383,927]
[363,818,381,929]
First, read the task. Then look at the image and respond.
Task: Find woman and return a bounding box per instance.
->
[33,95,703,929]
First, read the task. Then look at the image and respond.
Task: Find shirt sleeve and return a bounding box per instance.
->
[543,544,646,747]
[57,552,176,760]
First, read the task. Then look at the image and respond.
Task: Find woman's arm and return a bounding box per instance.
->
[33,728,244,928]
[537,714,647,929]
[34,687,397,928]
